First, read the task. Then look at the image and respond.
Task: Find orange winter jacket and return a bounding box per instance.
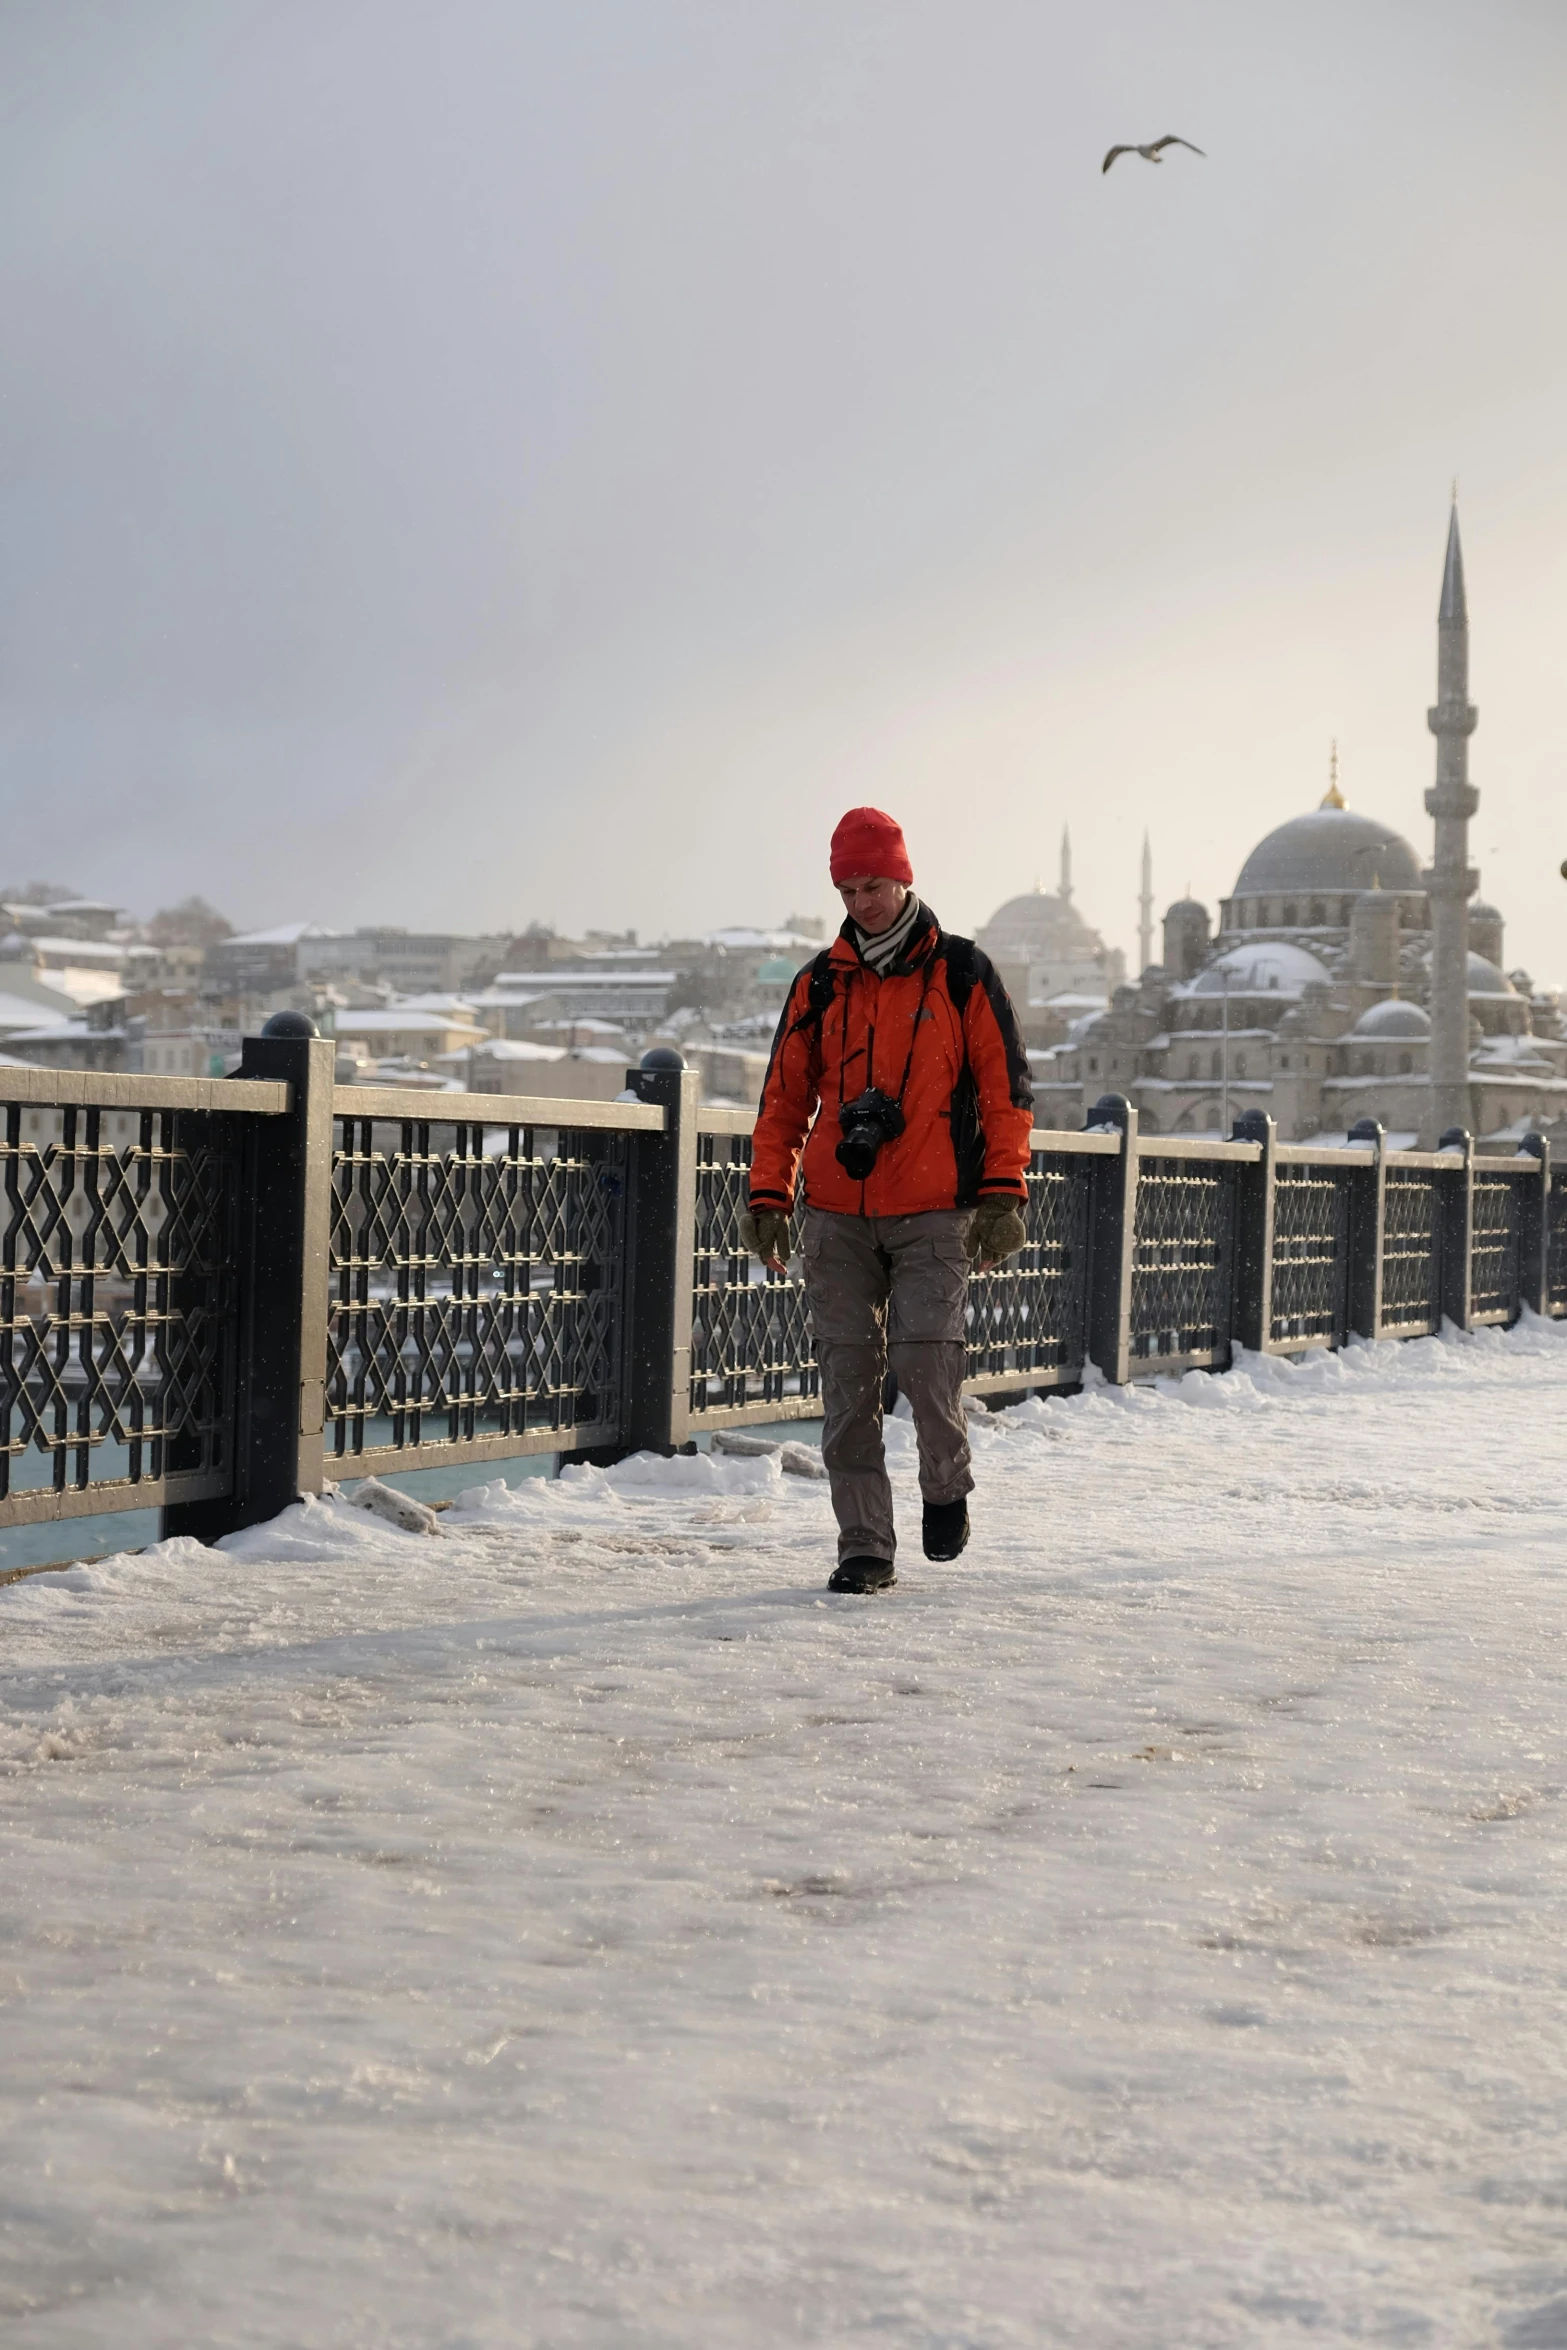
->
[748,904,1034,1220]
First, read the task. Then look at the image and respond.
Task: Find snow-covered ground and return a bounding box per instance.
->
[5,1321,1567,2349]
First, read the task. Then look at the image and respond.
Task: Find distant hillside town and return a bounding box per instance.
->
[2,506,1557,1146]
[0,890,840,1110]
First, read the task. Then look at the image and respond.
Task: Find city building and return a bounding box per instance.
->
[976,829,1127,1048]
[298,928,509,994]
[332,1006,489,1064]
[1033,508,1566,1145]
[435,1037,632,1102]
[205,922,343,996]
[489,965,676,1023]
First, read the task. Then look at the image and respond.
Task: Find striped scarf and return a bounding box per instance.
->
[854,892,921,974]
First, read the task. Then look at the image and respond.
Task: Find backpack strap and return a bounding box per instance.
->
[787,946,837,1038]
[941,932,979,1015]
[939,933,986,1205]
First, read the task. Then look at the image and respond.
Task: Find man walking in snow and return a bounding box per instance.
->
[740,808,1033,1592]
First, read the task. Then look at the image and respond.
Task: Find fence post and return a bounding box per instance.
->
[1345,1116,1386,1341]
[1516,1133,1551,1317]
[1231,1107,1276,1354]
[609,1050,700,1457]
[162,1018,336,1543]
[1437,1125,1474,1332]
[1084,1093,1136,1386]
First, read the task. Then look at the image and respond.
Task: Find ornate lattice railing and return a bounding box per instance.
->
[327,1102,636,1467]
[1129,1154,1236,1367]
[1550,1175,1567,1317]
[0,1072,287,1528]
[689,1122,819,1424]
[1470,1170,1523,1326]
[686,1114,1105,1427]
[964,1145,1094,1391]
[1380,1169,1443,1336]
[2,1044,1561,1555]
[1269,1160,1352,1347]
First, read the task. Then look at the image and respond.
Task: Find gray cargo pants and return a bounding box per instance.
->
[800,1206,973,1565]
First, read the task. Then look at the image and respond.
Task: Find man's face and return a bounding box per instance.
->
[838,874,909,935]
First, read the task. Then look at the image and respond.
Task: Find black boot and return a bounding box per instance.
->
[922,1499,970,1561]
[828,1556,896,1593]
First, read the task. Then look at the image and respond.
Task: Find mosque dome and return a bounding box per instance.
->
[979,889,1104,963]
[1190,941,1332,997]
[1353,998,1430,1039]
[1467,952,1517,998]
[1233,806,1422,897]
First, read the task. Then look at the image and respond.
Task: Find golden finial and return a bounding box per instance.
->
[1321,739,1346,810]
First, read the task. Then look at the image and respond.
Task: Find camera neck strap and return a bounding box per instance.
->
[864,953,933,1109]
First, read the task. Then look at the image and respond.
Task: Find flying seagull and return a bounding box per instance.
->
[1102,135,1205,173]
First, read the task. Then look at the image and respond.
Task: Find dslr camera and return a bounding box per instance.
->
[835,1087,906,1180]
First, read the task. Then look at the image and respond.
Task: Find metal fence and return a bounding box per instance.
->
[327,1092,649,1472]
[0,1039,1559,1548]
[0,1067,289,1528]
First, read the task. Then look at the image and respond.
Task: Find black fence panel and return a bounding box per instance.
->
[1269,1162,1352,1347]
[1470,1171,1523,1326]
[3,1056,1562,1559]
[328,1110,629,1466]
[1380,1171,1443,1336]
[0,1101,238,1516]
[1549,1176,1567,1316]
[688,1129,819,1422]
[965,1148,1092,1389]
[686,1125,1099,1425]
[1129,1157,1236,1367]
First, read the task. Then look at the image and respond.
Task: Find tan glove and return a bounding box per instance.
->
[965,1197,1027,1267]
[739,1208,791,1270]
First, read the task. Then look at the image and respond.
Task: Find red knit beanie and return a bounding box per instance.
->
[829,807,913,886]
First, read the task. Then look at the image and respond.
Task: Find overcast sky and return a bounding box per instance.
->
[1,1,1564,978]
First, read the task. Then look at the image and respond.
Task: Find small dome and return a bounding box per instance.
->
[979,889,1106,963]
[1470,900,1502,921]
[1467,952,1517,998]
[1234,806,1422,897]
[1353,998,1430,1039]
[1189,941,1332,997]
[1165,897,1207,918]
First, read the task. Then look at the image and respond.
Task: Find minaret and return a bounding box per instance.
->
[1059,826,1073,903]
[1323,740,1345,808]
[1138,832,1153,974]
[1424,501,1478,1141]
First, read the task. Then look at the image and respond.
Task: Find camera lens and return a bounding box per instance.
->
[836,1126,880,1179]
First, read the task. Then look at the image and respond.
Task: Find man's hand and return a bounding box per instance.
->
[965,1198,1027,1268]
[739,1208,791,1272]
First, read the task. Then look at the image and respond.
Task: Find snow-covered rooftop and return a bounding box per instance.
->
[0,991,79,1034]
[226,922,343,947]
[334,1009,486,1036]
[701,927,822,953]
[29,936,125,966]
[434,1038,566,1064]
[1183,941,1332,998]
[493,968,677,990]
[46,966,128,1010]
